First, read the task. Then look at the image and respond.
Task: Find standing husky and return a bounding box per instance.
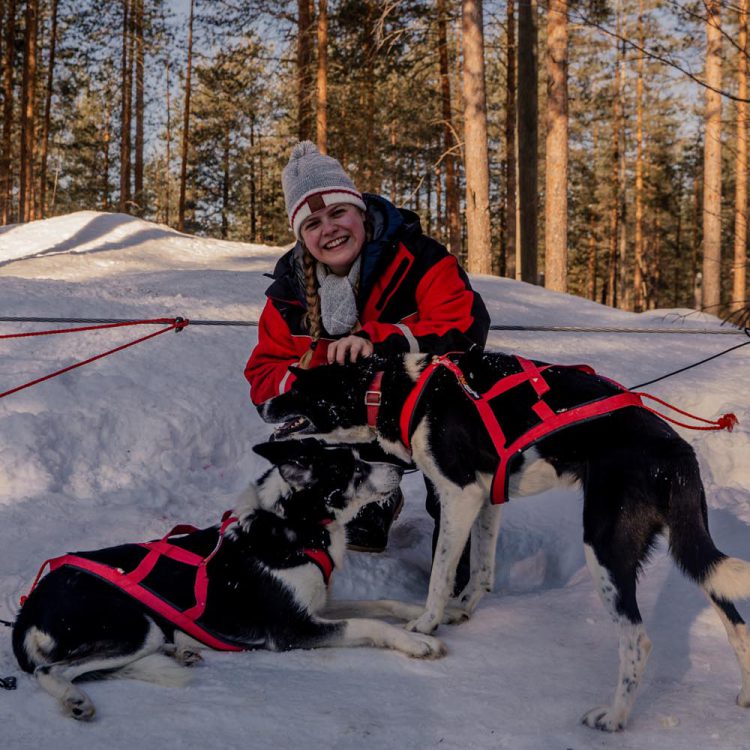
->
[13,439,445,720]
[259,349,750,731]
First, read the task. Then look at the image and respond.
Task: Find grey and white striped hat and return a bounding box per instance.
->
[281,141,366,239]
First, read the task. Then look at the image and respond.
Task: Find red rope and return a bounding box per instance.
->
[636,392,738,432]
[0,318,189,399]
[0,318,180,340]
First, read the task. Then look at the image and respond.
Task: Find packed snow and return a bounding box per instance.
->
[1,211,749,749]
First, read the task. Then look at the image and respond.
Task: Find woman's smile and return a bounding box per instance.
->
[300,203,366,275]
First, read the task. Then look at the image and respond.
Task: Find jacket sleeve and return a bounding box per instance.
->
[360,252,490,356]
[244,301,304,406]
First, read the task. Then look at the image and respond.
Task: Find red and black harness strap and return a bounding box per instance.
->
[21,511,335,652]
[386,354,737,506]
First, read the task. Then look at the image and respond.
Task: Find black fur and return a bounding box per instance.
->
[13,438,444,720]
[259,350,750,731]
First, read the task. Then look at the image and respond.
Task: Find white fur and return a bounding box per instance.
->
[333,618,445,658]
[321,599,467,624]
[582,545,653,731]
[118,652,192,687]
[33,619,167,721]
[508,447,574,498]
[704,557,750,601]
[705,596,750,707]
[23,627,56,664]
[404,419,486,633]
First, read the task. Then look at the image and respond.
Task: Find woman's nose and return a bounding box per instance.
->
[319,216,336,234]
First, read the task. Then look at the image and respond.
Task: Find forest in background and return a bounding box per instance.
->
[1,0,748,316]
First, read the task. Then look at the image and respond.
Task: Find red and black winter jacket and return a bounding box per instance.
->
[244,194,490,405]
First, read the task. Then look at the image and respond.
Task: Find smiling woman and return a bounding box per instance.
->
[243,140,489,558]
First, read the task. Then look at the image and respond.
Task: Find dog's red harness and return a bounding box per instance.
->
[22,512,335,652]
[368,354,737,505]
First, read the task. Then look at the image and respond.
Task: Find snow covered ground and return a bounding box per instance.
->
[1,211,749,749]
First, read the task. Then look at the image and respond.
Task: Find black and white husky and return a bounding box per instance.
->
[13,439,445,720]
[259,349,750,731]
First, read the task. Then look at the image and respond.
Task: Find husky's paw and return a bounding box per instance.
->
[737,688,750,708]
[581,706,625,732]
[404,633,447,659]
[442,605,471,625]
[175,648,203,666]
[405,612,441,635]
[64,693,96,722]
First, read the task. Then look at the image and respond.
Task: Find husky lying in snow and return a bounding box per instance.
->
[13,439,445,720]
[259,349,750,731]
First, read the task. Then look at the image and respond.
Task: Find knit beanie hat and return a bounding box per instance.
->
[282,141,366,239]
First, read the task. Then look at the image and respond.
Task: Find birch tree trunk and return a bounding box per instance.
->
[316,0,328,153]
[462,0,492,274]
[733,0,748,312]
[544,0,568,292]
[702,0,722,311]
[438,0,461,257]
[517,0,538,283]
[178,0,195,232]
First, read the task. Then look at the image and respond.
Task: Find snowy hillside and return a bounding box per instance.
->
[1,212,749,749]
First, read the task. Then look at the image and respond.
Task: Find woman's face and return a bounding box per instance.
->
[299,203,366,275]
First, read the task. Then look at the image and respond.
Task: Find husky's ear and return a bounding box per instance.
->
[277,460,314,490]
[355,441,413,470]
[252,440,285,463]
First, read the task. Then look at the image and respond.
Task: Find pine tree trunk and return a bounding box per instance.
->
[544,0,568,292]
[587,230,597,300]
[633,0,645,311]
[607,30,625,308]
[119,0,132,213]
[702,0,722,311]
[692,162,702,309]
[250,118,257,240]
[733,0,748,311]
[164,59,171,225]
[178,0,195,232]
[221,130,229,239]
[438,0,461,258]
[504,0,517,278]
[607,112,619,307]
[39,0,57,218]
[316,0,328,153]
[616,37,628,310]
[19,0,38,222]
[517,0,538,283]
[461,0,492,274]
[102,98,112,210]
[257,131,264,241]
[297,0,313,142]
[134,0,145,214]
[0,0,16,224]
[362,0,377,191]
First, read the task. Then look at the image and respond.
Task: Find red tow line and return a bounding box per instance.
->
[0,317,189,399]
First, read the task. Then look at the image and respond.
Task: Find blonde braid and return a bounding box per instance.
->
[299,246,321,369]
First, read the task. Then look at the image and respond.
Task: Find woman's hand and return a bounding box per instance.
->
[327,335,374,364]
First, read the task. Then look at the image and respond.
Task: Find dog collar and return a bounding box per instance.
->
[365,371,384,429]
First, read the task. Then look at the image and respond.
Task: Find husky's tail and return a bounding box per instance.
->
[667,453,750,601]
